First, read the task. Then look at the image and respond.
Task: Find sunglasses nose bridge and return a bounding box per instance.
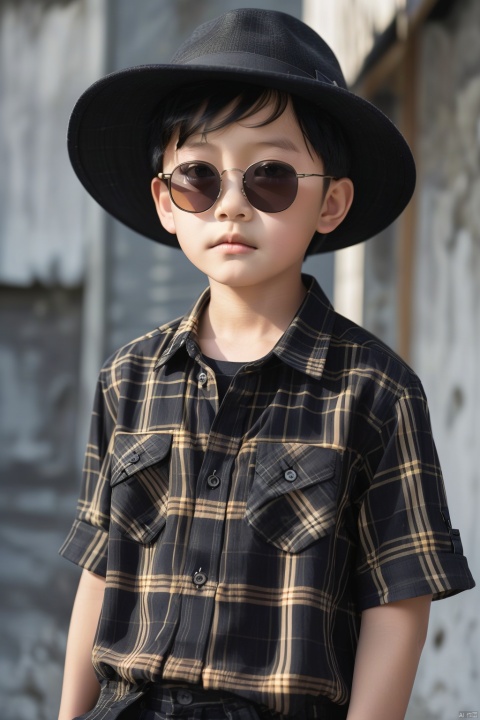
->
[219,167,247,199]
[219,167,244,176]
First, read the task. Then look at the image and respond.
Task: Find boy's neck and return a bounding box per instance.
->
[197,275,307,362]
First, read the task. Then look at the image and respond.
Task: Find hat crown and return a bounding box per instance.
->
[170,8,347,89]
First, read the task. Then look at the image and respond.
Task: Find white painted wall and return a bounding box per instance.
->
[0,0,105,287]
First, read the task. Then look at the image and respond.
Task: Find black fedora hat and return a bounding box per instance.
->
[68,8,415,254]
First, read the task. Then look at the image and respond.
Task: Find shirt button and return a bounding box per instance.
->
[207,472,220,489]
[192,570,208,587]
[177,689,193,705]
[284,469,297,482]
[127,453,140,463]
[198,371,208,386]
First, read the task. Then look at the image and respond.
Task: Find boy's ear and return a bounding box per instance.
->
[316,177,354,235]
[151,177,176,235]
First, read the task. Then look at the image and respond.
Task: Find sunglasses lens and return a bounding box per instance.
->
[244,161,298,213]
[170,163,220,212]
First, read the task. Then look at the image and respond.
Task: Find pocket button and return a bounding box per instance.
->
[284,469,297,482]
[127,453,140,463]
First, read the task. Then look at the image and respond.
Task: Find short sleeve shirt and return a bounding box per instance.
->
[60,275,475,718]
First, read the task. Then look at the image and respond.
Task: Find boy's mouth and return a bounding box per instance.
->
[211,234,256,250]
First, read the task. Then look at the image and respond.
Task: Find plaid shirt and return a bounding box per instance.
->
[60,275,474,718]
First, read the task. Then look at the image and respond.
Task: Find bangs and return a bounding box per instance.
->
[148,83,289,174]
[177,86,289,148]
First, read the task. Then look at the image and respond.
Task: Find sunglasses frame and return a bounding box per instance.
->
[157,160,336,214]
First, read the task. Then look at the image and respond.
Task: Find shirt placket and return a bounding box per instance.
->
[162,362,257,681]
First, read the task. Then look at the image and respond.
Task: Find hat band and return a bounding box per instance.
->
[184,51,318,81]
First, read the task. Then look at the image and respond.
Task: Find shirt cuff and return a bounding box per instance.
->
[59,518,109,577]
[356,552,475,611]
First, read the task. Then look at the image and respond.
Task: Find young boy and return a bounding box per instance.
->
[58,9,474,720]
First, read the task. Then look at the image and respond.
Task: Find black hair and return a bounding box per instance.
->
[147,81,351,253]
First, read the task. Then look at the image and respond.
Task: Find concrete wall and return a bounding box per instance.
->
[0,286,83,720]
[0,2,104,719]
[0,0,103,286]
[408,1,480,716]
[307,1,479,717]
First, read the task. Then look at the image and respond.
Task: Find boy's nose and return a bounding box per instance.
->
[214,168,253,220]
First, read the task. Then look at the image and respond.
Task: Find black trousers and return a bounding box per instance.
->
[135,685,272,719]
[75,684,277,720]
[75,682,348,720]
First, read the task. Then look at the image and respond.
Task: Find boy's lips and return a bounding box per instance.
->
[211,235,257,250]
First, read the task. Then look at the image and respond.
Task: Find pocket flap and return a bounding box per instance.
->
[255,442,338,494]
[247,443,341,553]
[111,433,173,487]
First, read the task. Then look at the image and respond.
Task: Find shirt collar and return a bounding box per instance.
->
[154,288,210,370]
[155,274,335,380]
[271,274,335,379]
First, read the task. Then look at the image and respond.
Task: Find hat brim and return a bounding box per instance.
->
[68,63,416,253]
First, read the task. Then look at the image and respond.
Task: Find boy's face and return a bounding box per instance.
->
[151,99,353,291]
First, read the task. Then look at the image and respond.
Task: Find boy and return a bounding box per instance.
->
[58,9,474,720]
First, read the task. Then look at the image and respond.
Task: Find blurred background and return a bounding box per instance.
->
[0,0,478,718]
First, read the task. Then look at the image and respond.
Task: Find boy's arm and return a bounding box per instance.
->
[58,568,106,720]
[346,594,432,720]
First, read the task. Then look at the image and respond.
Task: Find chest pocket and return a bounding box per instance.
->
[246,442,340,553]
[110,432,172,544]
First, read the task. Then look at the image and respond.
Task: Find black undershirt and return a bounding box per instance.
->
[203,356,244,404]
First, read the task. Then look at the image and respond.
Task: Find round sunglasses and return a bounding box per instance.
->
[157,160,336,214]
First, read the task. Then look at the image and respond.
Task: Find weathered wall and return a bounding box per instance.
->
[303,0,402,84]
[0,0,102,286]
[303,0,429,85]
[306,0,479,717]
[0,2,103,719]
[408,1,480,717]
[0,286,83,720]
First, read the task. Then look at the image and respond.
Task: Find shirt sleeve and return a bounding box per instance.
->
[59,358,119,577]
[355,378,475,611]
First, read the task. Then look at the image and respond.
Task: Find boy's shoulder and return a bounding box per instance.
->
[100,315,184,373]
[328,309,423,398]
[304,278,421,394]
